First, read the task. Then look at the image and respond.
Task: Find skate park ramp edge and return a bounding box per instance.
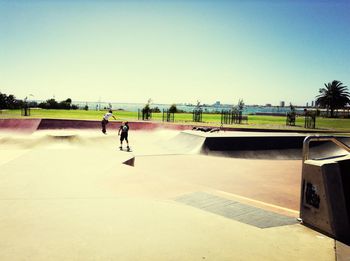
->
[0,119,41,133]
[181,130,350,160]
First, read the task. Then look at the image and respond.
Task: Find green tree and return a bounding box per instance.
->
[237,99,245,111]
[0,92,22,109]
[0,92,7,109]
[38,98,58,109]
[6,94,16,109]
[169,104,177,113]
[47,98,59,109]
[59,98,72,109]
[142,98,152,120]
[232,99,244,114]
[152,106,160,113]
[316,80,350,117]
[289,103,296,114]
[143,98,152,113]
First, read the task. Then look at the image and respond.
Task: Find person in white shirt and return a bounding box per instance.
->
[101,109,116,134]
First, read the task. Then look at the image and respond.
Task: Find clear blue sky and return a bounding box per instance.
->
[1,0,349,106]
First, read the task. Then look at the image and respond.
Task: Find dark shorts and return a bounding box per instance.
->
[101,119,109,133]
[120,132,128,141]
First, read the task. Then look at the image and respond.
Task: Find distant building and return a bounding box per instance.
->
[280,101,285,107]
[311,101,314,107]
[214,101,221,106]
[265,103,272,107]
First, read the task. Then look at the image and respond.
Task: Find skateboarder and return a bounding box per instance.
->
[101,109,116,134]
[118,121,130,151]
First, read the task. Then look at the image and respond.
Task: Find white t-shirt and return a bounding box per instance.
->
[103,112,113,120]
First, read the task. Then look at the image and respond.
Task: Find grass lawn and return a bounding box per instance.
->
[0,109,137,121]
[1,109,350,132]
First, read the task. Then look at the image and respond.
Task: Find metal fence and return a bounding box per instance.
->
[221,110,247,124]
[304,112,316,129]
[192,109,202,122]
[162,109,174,122]
[138,109,152,120]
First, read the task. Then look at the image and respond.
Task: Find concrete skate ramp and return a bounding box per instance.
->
[180,131,350,160]
[0,119,193,140]
[0,130,131,149]
[204,134,305,159]
[37,119,192,131]
[37,119,101,129]
[0,119,41,133]
[0,130,135,166]
[307,137,350,159]
[2,119,349,160]
[162,131,206,154]
[0,131,94,149]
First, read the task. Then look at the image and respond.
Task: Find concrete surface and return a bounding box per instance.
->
[0,129,347,260]
[337,241,350,261]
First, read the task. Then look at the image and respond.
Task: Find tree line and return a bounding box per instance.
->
[37,98,78,110]
[142,99,179,114]
[0,93,23,109]
[1,80,350,117]
[0,92,78,110]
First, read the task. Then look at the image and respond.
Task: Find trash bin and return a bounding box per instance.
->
[300,136,350,244]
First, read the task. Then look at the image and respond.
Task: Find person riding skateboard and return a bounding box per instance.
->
[101,109,116,134]
[118,121,130,151]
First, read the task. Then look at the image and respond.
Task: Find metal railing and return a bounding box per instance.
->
[302,136,350,161]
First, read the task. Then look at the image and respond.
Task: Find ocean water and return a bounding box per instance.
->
[73,101,303,115]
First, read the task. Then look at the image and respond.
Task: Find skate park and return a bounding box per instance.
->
[0,118,349,260]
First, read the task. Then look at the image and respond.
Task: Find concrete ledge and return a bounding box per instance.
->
[37,119,194,131]
[0,118,193,131]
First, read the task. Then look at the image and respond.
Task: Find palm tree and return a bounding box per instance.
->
[315,80,350,117]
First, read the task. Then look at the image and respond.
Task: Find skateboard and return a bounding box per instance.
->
[119,146,132,152]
